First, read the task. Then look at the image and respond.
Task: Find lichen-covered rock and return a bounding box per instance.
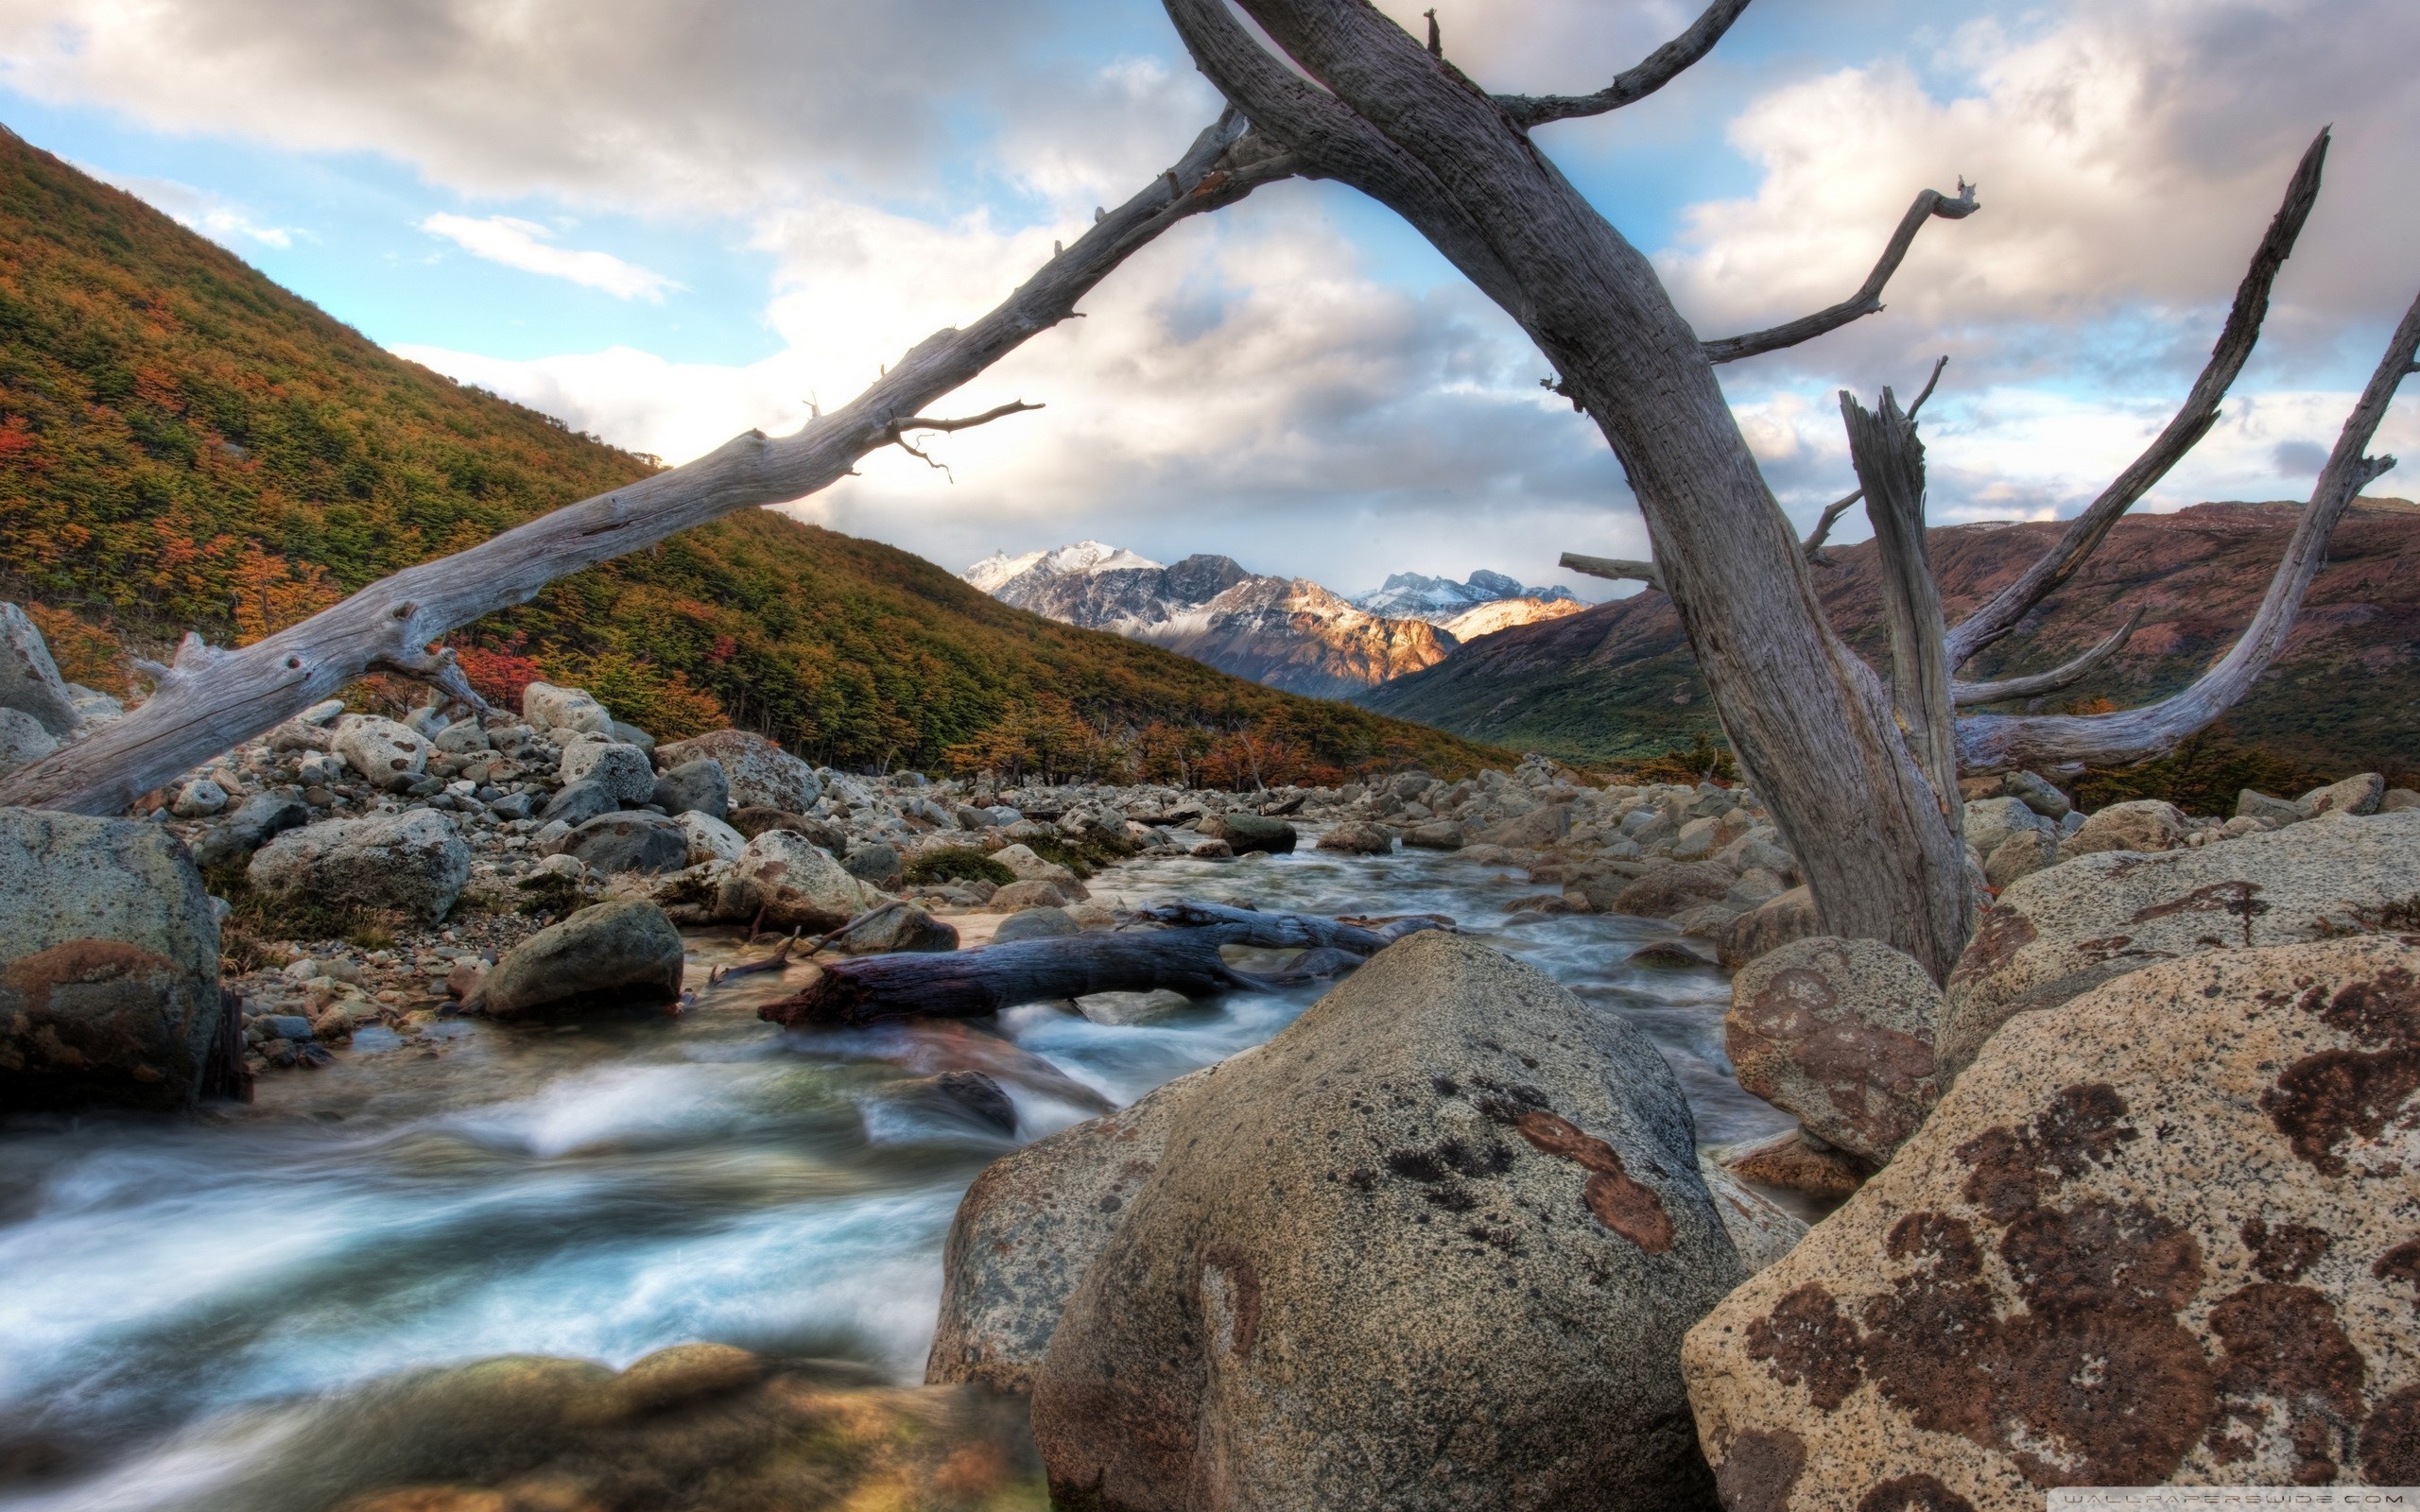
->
[1613,860,1737,919]
[248,810,471,924]
[1402,819,1464,850]
[1941,811,2420,1075]
[556,739,656,805]
[1684,936,2420,1507]
[2299,771,2385,819]
[992,905,1077,943]
[651,758,728,820]
[1032,931,1741,1511]
[714,830,869,931]
[0,602,80,735]
[0,706,58,778]
[1963,796,2054,861]
[330,714,429,790]
[1983,828,2057,891]
[1199,811,1297,854]
[467,901,684,1018]
[1720,1127,1874,1202]
[0,808,225,1111]
[1728,936,1945,1162]
[538,780,616,828]
[559,811,688,875]
[991,843,1079,886]
[520,680,613,736]
[654,730,821,814]
[833,902,956,955]
[676,809,745,866]
[2058,797,2189,859]
[928,1062,1225,1394]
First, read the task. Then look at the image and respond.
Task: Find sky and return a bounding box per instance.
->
[1,0,2414,601]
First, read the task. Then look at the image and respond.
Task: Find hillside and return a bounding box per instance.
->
[0,124,1512,783]
[1362,501,2420,775]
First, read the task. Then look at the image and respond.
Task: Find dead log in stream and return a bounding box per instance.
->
[758,902,1446,1029]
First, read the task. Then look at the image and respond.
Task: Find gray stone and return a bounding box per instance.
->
[1199,811,1297,854]
[433,717,490,755]
[2385,788,2420,813]
[1716,885,1822,971]
[833,902,957,955]
[0,707,58,778]
[1696,1154,1806,1276]
[331,714,429,789]
[538,780,617,828]
[1941,809,2420,1075]
[556,739,656,805]
[189,793,311,870]
[992,843,1080,888]
[1612,860,1736,919]
[1031,931,1740,1511]
[1686,935,2420,1503]
[2236,787,2303,826]
[2298,770,2384,819]
[608,720,655,754]
[1073,988,1191,1026]
[520,681,612,736]
[1402,820,1465,850]
[0,602,79,735]
[1314,820,1393,855]
[486,791,536,821]
[650,758,728,820]
[874,1069,1015,1135]
[62,684,120,730]
[2058,798,2189,859]
[987,879,1076,912]
[653,730,821,813]
[715,830,869,931]
[0,808,225,1111]
[1982,827,2057,891]
[676,810,745,865]
[992,906,1078,943]
[929,1062,1226,1393]
[840,842,902,891]
[467,901,684,1018]
[1728,936,1945,1162]
[169,778,228,818]
[559,811,689,875]
[248,810,471,925]
[2001,767,2071,820]
[1963,795,2053,860]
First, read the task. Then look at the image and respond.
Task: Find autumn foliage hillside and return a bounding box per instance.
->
[0,124,1511,783]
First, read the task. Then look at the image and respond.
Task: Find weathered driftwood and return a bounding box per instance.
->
[0,113,1300,817]
[758,902,1443,1028]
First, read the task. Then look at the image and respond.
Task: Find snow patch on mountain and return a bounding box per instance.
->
[1355,569,1577,622]
[961,540,1161,594]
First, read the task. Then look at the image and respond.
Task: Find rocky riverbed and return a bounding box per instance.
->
[9,613,2420,1509]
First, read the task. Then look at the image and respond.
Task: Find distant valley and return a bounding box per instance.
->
[960,543,1582,698]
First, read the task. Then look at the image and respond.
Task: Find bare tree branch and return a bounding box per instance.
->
[891,401,1046,435]
[1958,284,2420,772]
[0,113,1290,816]
[1496,0,1754,129]
[1906,355,1948,420]
[1560,552,1664,593]
[1702,184,1979,365]
[1841,387,1960,815]
[1950,607,2142,707]
[1801,487,1863,562]
[1943,129,2331,668]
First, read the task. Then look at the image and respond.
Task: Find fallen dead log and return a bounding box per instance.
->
[758,902,1443,1028]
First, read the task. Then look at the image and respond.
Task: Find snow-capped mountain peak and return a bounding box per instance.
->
[1353,570,1577,621]
[960,540,1161,594]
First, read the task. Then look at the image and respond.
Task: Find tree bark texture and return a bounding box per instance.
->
[1164,0,1978,977]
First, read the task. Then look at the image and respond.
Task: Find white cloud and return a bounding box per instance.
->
[76,163,297,249]
[418,214,679,301]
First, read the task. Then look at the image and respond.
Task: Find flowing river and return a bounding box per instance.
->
[0,840,1792,1509]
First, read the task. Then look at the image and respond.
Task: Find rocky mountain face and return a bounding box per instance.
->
[1361,500,2420,772]
[1356,568,1580,636]
[965,546,1582,698]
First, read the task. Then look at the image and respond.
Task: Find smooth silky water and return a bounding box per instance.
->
[0,839,1791,1508]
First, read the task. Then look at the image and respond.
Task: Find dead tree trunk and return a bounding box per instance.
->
[1159,0,2417,980]
[760,904,1441,1027]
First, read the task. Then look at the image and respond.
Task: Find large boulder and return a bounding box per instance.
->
[1473,802,1571,850]
[1963,795,2055,860]
[248,810,471,925]
[676,809,746,866]
[558,811,689,875]
[654,730,821,814]
[840,842,903,891]
[714,830,869,931]
[1941,811,2420,1075]
[992,843,1080,887]
[1199,810,1297,854]
[1031,931,1743,1511]
[189,792,312,870]
[467,901,685,1018]
[2057,797,2189,859]
[521,680,613,736]
[331,714,428,789]
[0,602,80,735]
[1315,820,1393,855]
[1403,820,1465,850]
[1717,885,1822,970]
[1684,936,2420,1504]
[1612,860,1737,919]
[1727,936,1945,1162]
[556,739,656,805]
[0,707,58,778]
[2300,771,2385,819]
[0,809,226,1111]
[993,905,1078,943]
[651,758,728,820]
[833,902,957,955]
[929,1061,1227,1393]
[538,780,617,828]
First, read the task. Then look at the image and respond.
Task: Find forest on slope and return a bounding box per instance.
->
[0,125,1512,785]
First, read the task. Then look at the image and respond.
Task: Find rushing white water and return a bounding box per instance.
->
[0,840,1787,1508]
